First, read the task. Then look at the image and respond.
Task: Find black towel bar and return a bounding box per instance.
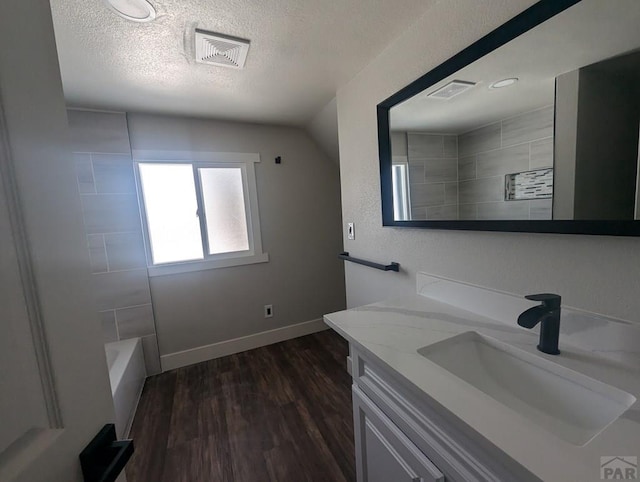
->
[338,252,399,272]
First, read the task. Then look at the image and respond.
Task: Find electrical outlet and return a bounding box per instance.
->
[264,304,273,318]
[347,222,355,240]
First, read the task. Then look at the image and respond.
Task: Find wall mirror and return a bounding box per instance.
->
[378,0,640,235]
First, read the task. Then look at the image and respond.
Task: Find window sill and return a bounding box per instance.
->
[147,252,269,277]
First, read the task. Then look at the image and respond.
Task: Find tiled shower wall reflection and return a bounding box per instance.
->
[68,109,161,375]
[458,105,554,220]
[407,133,458,220]
[398,105,554,221]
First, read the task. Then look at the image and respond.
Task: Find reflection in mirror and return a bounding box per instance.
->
[388,0,640,223]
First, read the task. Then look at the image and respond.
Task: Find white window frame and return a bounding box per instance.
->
[392,156,411,221]
[133,150,268,277]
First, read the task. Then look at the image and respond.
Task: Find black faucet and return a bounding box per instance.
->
[517,293,561,355]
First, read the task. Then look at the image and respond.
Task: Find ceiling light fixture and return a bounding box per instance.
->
[103,0,156,22]
[490,78,518,89]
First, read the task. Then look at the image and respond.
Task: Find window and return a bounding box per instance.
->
[392,162,410,221]
[134,151,268,276]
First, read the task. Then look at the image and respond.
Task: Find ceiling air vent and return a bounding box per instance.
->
[427,80,476,100]
[195,29,250,69]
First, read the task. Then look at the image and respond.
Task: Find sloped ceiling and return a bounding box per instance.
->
[307,97,340,165]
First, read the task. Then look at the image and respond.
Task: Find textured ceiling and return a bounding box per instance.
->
[391,0,640,133]
[49,0,433,125]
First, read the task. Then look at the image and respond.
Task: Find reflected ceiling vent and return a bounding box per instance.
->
[195,29,250,69]
[427,80,476,100]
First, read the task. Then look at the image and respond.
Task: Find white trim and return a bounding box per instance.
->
[0,99,61,427]
[243,158,264,257]
[132,150,260,164]
[160,318,329,371]
[148,252,269,277]
[124,381,144,439]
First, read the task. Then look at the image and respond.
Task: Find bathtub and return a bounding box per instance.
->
[105,338,146,438]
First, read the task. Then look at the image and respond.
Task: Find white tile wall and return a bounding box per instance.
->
[70,109,160,375]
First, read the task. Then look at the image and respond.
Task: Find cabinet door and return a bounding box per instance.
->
[353,386,445,482]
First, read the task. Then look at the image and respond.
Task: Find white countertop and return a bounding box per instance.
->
[324,273,640,482]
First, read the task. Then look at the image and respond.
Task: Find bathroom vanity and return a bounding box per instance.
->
[324,274,640,482]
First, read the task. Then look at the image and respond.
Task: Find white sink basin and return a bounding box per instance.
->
[417,331,636,445]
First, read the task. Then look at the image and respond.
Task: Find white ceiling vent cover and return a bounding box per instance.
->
[428,80,476,100]
[195,29,250,69]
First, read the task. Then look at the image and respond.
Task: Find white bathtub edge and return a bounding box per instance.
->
[122,376,145,438]
[105,338,146,438]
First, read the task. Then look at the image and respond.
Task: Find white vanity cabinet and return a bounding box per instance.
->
[353,385,444,482]
[350,346,539,482]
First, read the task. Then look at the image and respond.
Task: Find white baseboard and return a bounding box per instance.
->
[160,318,329,372]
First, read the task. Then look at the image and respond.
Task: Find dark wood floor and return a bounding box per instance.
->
[126,329,355,482]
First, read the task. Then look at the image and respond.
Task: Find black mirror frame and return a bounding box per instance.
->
[378,0,640,236]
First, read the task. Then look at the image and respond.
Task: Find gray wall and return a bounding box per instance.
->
[555,67,640,220]
[573,69,639,219]
[67,109,161,375]
[336,0,640,325]
[127,113,346,357]
[390,132,408,157]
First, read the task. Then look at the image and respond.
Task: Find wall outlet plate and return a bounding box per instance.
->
[348,222,355,240]
[264,304,273,318]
